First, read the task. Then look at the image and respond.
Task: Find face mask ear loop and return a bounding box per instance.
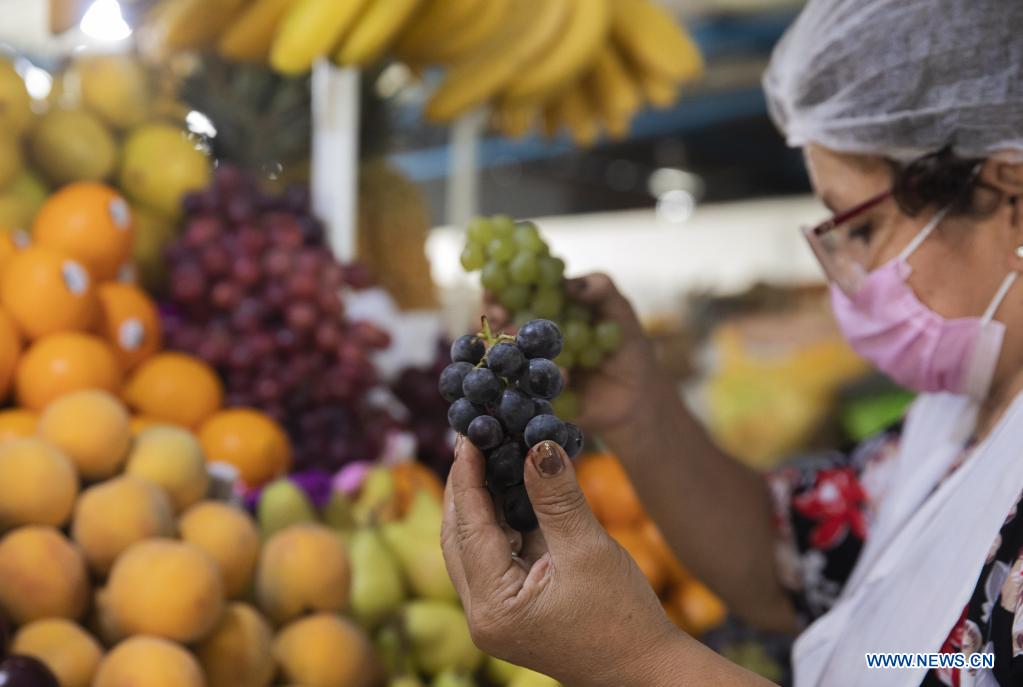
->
[898,206,953,262]
[982,272,1020,325]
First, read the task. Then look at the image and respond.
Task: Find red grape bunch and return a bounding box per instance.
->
[441,318,583,532]
[162,165,394,471]
[460,216,624,418]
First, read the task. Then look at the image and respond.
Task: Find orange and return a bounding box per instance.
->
[639,519,691,587]
[198,408,291,487]
[97,282,162,371]
[15,332,122,411]
[391,461,444,516]
[0,246,100,340]
[123,352,223,429]
[0,229,30,275]
[0,409,37,442]
[607,525,669,593]
[32,182,134,281]
[665,581,727,637]
[129,415,178,436]
[0,308,21,400]
[575,452,646,527]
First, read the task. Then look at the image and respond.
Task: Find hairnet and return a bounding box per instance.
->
[763,0,1023,163]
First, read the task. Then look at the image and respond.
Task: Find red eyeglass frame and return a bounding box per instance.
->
[807,188,894,238]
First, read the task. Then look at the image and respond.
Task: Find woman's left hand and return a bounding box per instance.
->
[440,437,684,687]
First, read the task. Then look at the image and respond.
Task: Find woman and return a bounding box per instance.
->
[441,1,1023,685]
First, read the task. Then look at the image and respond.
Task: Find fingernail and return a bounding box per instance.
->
[531,441,564,477]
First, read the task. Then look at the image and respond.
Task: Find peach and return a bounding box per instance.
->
[0,526,89,623]
[12,618,103,687]
[273,613,374,687]
[92,636,204,687]
[179,501,259,598]
[255,524,350,625]
[195,603,275,687]
[124,426,209,513]
[0,437,78,531]
[37,389,131,480]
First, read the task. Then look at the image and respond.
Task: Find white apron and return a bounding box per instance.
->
[792,390,1023,686]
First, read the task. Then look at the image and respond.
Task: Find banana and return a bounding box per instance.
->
[335,0,425,67]
[159,0,249,50]
[425,0,572,123]
[636,67,680,109]
[501,0,611,106]
[494,101,538,139]
[269,0,371,74]
[426,0,511,64]
[555,83,600,148]
[219,0,297,62]
[585,43,641,126]
[392,0,484,63]
[610,0,703,82]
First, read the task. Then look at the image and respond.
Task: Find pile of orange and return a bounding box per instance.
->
[0,181,291,488]
[576,451,728,637]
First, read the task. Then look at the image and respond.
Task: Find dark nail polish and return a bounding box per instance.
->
[533,441,564,477]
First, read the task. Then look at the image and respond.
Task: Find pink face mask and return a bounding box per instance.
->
[830,208,1019,400]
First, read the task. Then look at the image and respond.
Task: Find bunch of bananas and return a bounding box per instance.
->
[127,0,703,145]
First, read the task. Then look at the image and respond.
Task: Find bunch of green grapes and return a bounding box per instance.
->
[460,215,623,417]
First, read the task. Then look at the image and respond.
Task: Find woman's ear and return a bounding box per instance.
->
[979,159,1023,199]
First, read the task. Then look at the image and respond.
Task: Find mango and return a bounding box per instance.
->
[93,636,204,687]
[0,437,78,531]
[38,389,132,481]
[71,476,175,576]
[0,526,89,623]
[273,613,374,687]
[12,618,103,687]
[255,524,350,625]
[106,539,224,643]
[195,603,275,687]
[124,426,210,512]
[179,501,260,598]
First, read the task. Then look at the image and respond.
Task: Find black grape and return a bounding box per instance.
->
[468,415,504,451]
[524,414,568,448]
[486,441,525,489]
[516,319,563,360]
[448,398,484,434]
[563,423,584,458]
[486,342,526,379]
[451,334,486,364]
[533,399,554,416]
[497,389,534,434]
[503,484,538,532]
[438,362,473,402]
[524,358,564,400]
[462,367,502,405]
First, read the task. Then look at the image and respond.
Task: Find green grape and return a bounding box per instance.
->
[552,391,580,420]
[531,287,564,319]
[481,262,510,291]
[509,252,540,284]
[514,223,546,254]
[555,350,576,369]
[487,236,517,263]
[536,256,565,286]
[578,347,603,369]
[491,215,516,238]
[564,304,591,323]
[594,320,623,352]
[467,217,495,244]
[460,242,487,271]
[513,310,538,327]
[499,284,532,311]
[563,320,592,353]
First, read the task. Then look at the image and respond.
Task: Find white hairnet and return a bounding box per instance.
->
[763,0,1023,162]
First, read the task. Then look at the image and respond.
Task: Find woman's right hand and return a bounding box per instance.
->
[486,273,659,436]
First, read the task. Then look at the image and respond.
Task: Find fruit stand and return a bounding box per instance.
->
[0,0,882,685]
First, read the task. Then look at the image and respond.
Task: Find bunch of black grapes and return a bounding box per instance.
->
[440,319,583,532]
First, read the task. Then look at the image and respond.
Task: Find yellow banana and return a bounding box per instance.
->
[269,0,371,74]
[585,43,641,125]
[425,0,572,123]
[555,83,600,147]
[393,0,484,63]
[494,101,538,139]
[335,0,425,67]
[636,67,680,109]
[427,0,512,64]
[610,0,703,82]
[501,0,611,106]
[158,0,249,50]
[219,0,297,62]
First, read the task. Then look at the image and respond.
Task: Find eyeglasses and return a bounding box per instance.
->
[802,189,894,296]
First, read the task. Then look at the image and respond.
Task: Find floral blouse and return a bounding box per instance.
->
[769,425,1023,686]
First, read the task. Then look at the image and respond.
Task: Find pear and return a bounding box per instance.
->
[322,490,357,531]
[257,479,317,539]
[508,668,560,687]
[376,624,417,678]
[432,668,478,687]
[401,600,483,677]
[485,656,520,686]
[390,677,426,687]
[353,467,400,526]
[349,527,405,628]
[381,520,458,603]
[405,490,443,535]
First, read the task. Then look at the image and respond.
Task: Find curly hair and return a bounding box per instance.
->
[890,148,1002,218]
